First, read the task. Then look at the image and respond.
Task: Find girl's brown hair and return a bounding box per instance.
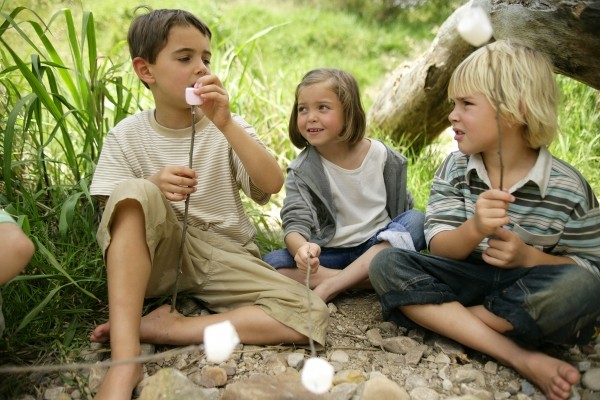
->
[289,68,366,149]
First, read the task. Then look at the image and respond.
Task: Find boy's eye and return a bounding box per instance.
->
[203,59,211,66]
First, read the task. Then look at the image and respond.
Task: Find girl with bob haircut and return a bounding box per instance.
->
[264,68,425,302]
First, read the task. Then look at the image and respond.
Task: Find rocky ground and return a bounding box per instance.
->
[6,290,600,400]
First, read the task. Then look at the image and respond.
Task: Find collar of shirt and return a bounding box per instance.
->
[465,146,552,197]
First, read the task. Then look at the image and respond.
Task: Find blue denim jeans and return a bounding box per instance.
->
[369,248,600,348]
[263,209,425,270]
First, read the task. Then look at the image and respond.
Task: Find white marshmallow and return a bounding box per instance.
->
[203,320,239,363]
[185,87,203,105]
[301,357,334,394]
[457,6,493,47]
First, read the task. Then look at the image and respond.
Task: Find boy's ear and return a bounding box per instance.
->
[132,57,154,85]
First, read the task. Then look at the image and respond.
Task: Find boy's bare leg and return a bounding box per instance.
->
[401,302,580,400]
[92,303,308,346]
[0,222,34,285]
[277,265,341,289]
[312,242,390,302]
[92,200,151,400]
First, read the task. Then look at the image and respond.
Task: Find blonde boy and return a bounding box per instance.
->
[369,40,600,400]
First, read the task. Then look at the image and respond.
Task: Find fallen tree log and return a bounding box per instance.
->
[368,0,600,151]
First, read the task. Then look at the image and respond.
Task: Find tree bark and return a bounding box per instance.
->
[368,0,600,151]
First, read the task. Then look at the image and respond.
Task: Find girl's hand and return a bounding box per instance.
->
[149,166,197,202]
[295,243,321,273]
[473,189,514,236]
[483,227,529,268]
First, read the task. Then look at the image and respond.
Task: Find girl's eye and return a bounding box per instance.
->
[319,105,330,110]
[203,59,211,66]
[298,106,307,113]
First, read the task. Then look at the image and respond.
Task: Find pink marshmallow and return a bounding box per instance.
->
[185,87,203,105]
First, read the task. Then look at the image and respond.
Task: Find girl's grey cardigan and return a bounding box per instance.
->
[280,141,415,245]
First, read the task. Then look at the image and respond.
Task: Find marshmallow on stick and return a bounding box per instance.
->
[301,357,334,394]
[457,5,493,47]
[203,320,240,363]
[185,83,203,105]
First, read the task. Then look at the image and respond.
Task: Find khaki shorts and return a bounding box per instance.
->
[97,179,328,345]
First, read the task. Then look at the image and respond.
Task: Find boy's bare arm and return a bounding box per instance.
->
[430,189,514,260]
[219,118,284,194]
[429,218,487,259]
[194,75,283,194]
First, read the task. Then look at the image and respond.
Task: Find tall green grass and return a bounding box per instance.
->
[0,1,598,398]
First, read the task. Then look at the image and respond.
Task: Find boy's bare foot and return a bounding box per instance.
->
[94,363,143,400]
[512,350,580,400]
[90,304,185,344]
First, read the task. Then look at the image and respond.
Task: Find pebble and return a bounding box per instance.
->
[581,367,600,390]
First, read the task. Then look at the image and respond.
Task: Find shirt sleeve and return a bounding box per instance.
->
[424,153,471,247]
[228,115,270,205]
[90,129,138,197]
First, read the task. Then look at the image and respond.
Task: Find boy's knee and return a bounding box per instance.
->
[369,248,394,291]
[17,234,35,265]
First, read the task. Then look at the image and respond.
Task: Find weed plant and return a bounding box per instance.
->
[0,1,598,396]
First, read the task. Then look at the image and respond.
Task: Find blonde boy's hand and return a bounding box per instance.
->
[483,227,529,268]
[194,75,232,130]
[295,243,321,273]
[473,189,514,236]
[149,166,197,202]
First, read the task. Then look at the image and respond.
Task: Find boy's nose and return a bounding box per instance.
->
[448,108,458,122]
[196,62,209,76]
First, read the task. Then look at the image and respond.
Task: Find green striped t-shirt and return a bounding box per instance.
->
[425,147,600,277]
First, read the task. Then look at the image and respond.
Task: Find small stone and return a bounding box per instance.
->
[409,386,439,400]
[287,352,305,368]
[520,379,536,396]
[198,366,228,388]
[43,387,65,400]
[333,369,366,385]
[362,378,409,400]
[582,367,600,390]
[483,361,498,374]
[381,336,419,354]
[329,349,349,363]
[366,328,383,347]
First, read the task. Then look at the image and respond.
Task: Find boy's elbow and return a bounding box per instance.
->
[265,174,284,194]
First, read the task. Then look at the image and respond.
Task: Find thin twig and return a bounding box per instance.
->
[171,106,196,312]
[305,251,317,358]
[486,46,504,190]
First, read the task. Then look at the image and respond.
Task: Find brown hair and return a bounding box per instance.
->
[127,7,212,64]
[288,68,366,149]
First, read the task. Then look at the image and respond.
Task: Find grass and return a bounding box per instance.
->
[0,0,599,397]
